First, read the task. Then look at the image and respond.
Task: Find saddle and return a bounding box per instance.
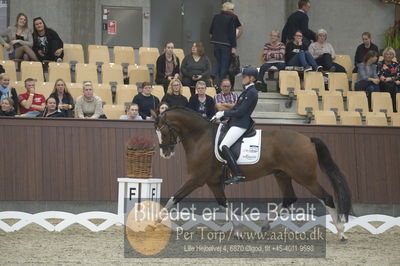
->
[214,121,262,165]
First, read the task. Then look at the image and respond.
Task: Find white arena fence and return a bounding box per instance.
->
[0,211,399,234]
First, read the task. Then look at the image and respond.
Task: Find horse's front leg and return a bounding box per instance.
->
[156,175,206,224]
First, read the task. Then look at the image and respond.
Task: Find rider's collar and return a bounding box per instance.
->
[244,83,254,90]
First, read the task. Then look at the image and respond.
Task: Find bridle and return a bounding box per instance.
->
[157,120,180,149]
[157,118,204,149]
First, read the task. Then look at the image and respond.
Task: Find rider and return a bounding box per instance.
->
[214,66,259,184]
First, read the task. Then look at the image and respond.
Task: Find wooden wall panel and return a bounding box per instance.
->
[0,117,399,204]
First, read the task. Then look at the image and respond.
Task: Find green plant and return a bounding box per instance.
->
[384,20,400,50]
[127,136,155,151]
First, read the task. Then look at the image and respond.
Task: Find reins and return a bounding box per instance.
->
[158,118,207,149]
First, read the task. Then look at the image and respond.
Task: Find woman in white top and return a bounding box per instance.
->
[0,13,38,61]
[308,29,345,72]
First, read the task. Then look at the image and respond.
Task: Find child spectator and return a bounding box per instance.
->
[158,101,169,115]
[37,97,64,117]
[0,98,16,116]
[120,103,143,120]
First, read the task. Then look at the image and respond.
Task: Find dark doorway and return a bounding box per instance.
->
[150,0,223,64]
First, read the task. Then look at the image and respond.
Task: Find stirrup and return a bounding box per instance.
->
[224,175,245,185]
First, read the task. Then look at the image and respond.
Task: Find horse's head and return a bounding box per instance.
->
[153,110,177,159]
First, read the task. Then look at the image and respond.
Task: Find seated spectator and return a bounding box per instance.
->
[0,73,19,112]
[75,81,105,119]
[155,42,180,93]
[353,32,379,73]
[18,78,45,117]
[49,79,74,117]
[0,98,16,116]
[377,47,400,112]
[120,103,143,120]
[158,101,169,114]
[161,78,188,107]
[37,97,64,117]
[132,82,160,120]
[355,51,380,110]
[32,17,64,62]
[0,13,38,61]
[308,29,346,72]
[188,81,216,119]
[214,79,237,111]
[285,31,321,72]
[258,30,286,89]
[181,42,212,94]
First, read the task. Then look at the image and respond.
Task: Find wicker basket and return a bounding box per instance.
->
[126,149,155,178]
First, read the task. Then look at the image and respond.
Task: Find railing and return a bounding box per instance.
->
[0,117,399,204]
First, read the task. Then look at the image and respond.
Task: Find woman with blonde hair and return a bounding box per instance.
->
[49,78,74,117]
[377,47,399,112]
[308,29,345,72]
[0,73,19,112]
[155,42,180,93]
[161,78,188,107]
[0,13,38,61]
[75,81,105,119]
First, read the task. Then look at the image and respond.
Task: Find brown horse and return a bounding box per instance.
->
[152,107,352,241]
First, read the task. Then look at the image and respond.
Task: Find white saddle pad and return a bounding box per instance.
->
[214,124,262,165]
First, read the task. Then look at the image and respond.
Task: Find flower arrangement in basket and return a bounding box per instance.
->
[384,20,400,50]
[126,136,155,178]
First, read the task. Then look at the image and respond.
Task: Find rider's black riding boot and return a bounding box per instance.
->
[221,145,245,184]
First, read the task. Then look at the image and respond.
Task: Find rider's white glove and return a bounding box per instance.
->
[215,111,225,120]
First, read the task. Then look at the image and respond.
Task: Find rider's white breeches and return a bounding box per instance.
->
[219,126,247,150]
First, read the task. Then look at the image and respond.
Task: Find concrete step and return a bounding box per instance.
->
[255,92,297,113]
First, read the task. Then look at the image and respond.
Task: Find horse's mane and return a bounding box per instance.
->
[164,106,212,123]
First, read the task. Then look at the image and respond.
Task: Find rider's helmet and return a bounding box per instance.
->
[242,66,258,81]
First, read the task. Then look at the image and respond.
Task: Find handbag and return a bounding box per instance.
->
[228,54,240,77]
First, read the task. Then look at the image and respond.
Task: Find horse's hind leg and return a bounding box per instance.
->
[207,182,243,238]
[303,180,347,242]
[261,171,297,232]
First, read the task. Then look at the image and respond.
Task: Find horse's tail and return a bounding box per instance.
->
[311,137,352,222]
